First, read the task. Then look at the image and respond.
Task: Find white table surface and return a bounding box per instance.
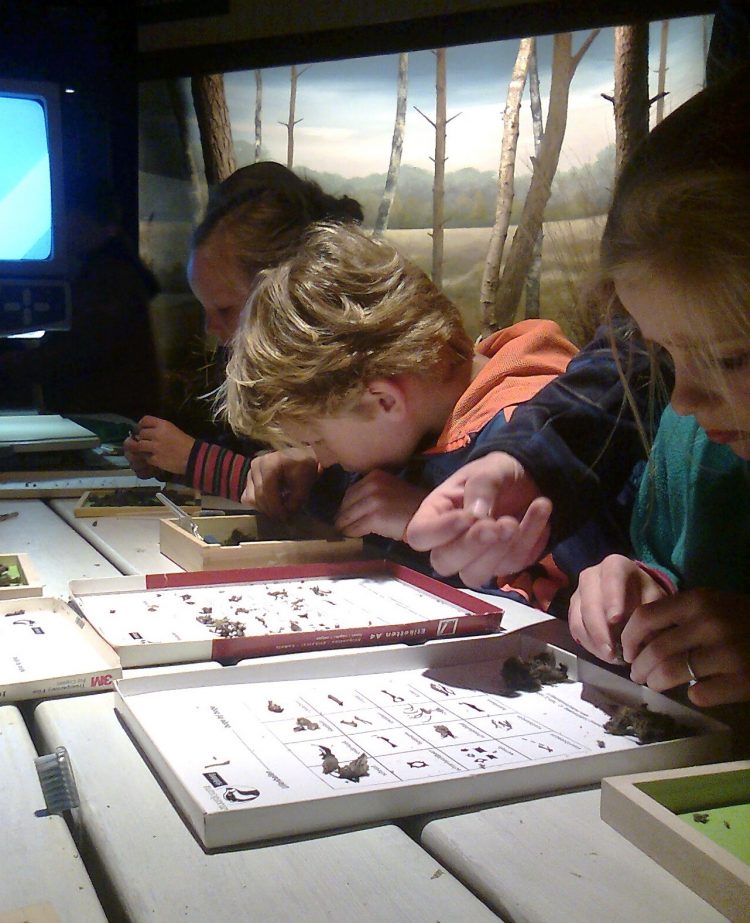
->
[0,705,108,923]
[0,498,120,598]
[14,501,731,923]
[412,786,730,923]
[32,691,505,923]
[50,497,182,576]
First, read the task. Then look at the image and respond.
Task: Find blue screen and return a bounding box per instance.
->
[0,95,53,261]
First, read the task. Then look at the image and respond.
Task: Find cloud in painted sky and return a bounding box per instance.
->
[220,16,710,178]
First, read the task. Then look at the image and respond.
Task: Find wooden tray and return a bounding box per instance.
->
[0,905,64,923]
[0,553,43,600]
[74,486,201,518]
[159,512,363,571]
[601,761,750,922]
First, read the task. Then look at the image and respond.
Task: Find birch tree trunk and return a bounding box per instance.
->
[480,37,533,331]
[191,74,236,187]
[415,50,459,289]
[279,65,309,169]
[287,65,299,168]
[167,79,207,219]
[492,30,600,329]
[432,49,447,289]
[613,24,649,174]
[524,39,544,321]
[655,20,669,124]
[374,53,408,236]
[254,69,263,161]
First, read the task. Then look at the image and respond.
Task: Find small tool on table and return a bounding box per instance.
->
[0,511,19,522]
[155,492,219,544]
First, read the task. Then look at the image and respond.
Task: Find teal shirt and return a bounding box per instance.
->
[631,405,750,592]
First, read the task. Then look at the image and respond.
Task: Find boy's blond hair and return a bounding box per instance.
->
[222,222,474,445]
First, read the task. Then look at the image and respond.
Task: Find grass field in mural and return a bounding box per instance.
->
[386,216,605,341]
[142,215,604,345]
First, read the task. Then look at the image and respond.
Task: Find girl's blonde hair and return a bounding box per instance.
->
[600,67,750,425]
[222,222,474,444]
[602,67,750,335]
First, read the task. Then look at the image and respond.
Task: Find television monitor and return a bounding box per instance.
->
[0,77,71,336]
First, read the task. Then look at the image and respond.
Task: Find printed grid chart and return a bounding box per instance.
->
[121,655,650,813]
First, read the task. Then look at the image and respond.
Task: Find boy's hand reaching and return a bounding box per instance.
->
[568,554,668,663]
[242,448,319,519]
[335,470,429,540]
[622,588,750,707]
[124,416,195,477]
[405,452,552,588]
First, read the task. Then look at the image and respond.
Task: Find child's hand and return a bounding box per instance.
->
[405,452,552,588]
[126,416,195,476]
[623,588,750,707]
[568,554,668,663]
[335,471,429,540]
[242,448,319,519]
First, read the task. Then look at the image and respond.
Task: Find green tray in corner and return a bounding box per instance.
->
[601,760,750,923]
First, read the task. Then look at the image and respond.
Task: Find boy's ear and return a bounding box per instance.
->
[363,378,408,419]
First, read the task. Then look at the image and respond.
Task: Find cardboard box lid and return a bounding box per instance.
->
[114,631,731,849]
[69,559,504,668]
[0,596,121,701]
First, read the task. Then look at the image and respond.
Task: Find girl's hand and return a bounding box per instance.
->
[127,416,195,476]
[623,588,750,707]
[336,471,429,540]
[568,554,668,663]
[405,452,551,588]
[242,448,319,519]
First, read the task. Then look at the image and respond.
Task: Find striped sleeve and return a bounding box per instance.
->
[184,440,254,502]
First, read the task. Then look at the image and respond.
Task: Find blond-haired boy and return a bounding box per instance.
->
[223,221,577,606]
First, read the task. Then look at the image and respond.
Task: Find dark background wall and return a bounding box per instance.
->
[136,0,715,77]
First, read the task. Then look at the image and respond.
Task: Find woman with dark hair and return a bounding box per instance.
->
[124,161,362,501]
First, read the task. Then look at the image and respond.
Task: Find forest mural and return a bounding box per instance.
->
[138,14,709,413]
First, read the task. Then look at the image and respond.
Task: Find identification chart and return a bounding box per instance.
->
[115,635,727,848]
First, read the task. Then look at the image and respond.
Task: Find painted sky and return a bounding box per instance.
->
[222,15,709,178]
